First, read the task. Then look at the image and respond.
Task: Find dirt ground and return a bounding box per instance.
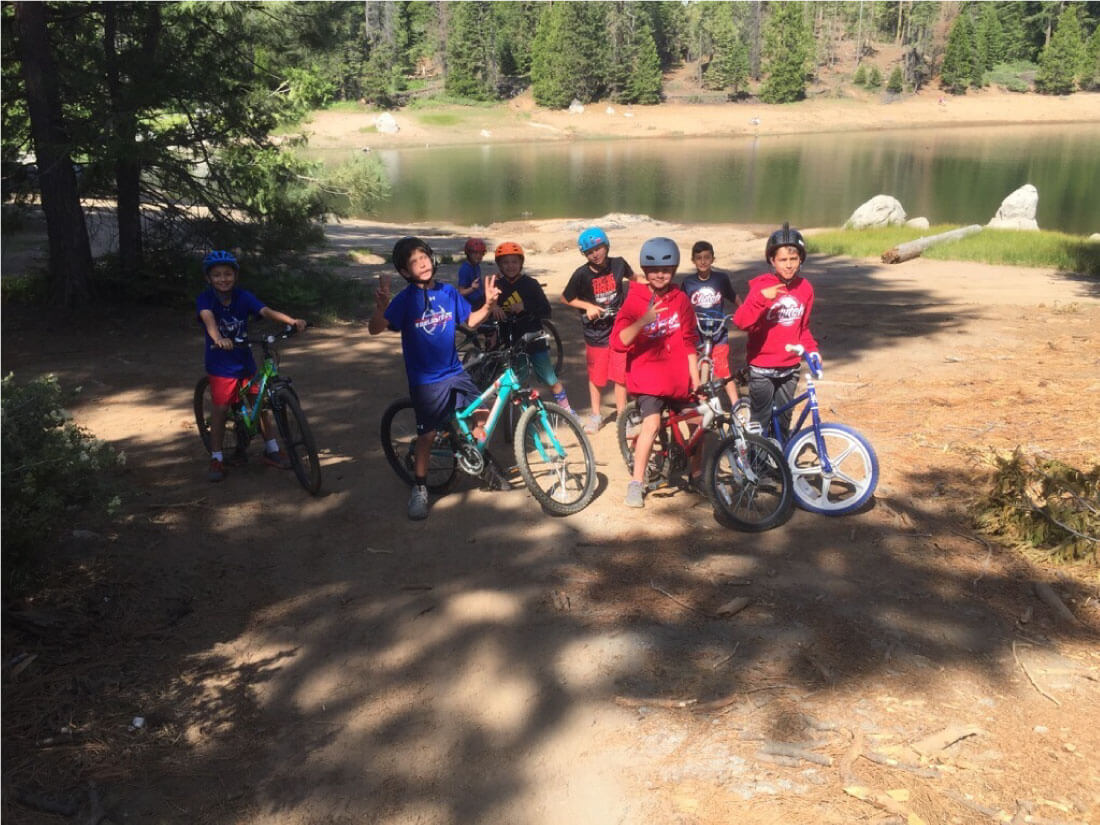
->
[3,211,1099,824]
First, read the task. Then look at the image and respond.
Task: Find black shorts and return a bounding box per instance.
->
[636,394,692,419]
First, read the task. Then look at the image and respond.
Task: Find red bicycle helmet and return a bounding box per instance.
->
[494,241,525,263]
[464,237,487,255]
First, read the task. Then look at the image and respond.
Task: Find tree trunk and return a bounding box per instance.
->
[104,5,141,276]
[881,225,982,264]
[14,1,93,307]
[749,0,762,79]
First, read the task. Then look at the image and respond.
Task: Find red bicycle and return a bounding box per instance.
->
[616,376,794,532]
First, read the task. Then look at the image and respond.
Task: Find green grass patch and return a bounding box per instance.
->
[325,100,373,112]
[809,226,1100,276]
[406,95,500,110]
[985,61,1037,93]
[415,112,463,127]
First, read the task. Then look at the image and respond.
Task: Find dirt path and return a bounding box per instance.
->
[3,218,1099,825]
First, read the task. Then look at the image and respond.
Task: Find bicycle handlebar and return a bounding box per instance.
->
[233,323,306,347]
[696,313,731,340]
[784,343,823,379]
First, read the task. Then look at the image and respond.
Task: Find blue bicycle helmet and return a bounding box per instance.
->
[577,227,609,253]
[203,249,238,274]
[639,237,680,269]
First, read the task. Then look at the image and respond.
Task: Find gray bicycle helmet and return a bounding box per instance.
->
[639,237,680,268]
[764,222,807,263]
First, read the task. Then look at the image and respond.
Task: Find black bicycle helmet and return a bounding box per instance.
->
[764,222,807,263]
[392,236,436,276]
[639,237,680,269]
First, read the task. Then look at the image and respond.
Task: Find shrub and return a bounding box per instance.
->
[974,449,1099,562]
[1,374,124,578]
[853,64,867,86]
[867,66,883,88]
[887,66,904,93]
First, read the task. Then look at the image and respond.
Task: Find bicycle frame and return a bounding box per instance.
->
[767,361,837,475]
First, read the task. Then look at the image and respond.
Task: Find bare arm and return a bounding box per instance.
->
[199,308,233,351]
[260,306,307,330]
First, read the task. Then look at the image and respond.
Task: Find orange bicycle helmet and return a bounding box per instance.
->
[494,241,525,262]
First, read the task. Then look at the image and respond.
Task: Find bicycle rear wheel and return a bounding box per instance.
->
[379,398,457,493]
[193,377,249,458]
[705,432,793,532]
[513,402,596,515]
[272,387,322,494]
[784,422,878,515]
[615,400,669,486]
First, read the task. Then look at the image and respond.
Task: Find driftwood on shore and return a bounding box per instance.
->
[881,224,983,264]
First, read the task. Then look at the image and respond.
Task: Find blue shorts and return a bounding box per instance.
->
[410,372,483,435]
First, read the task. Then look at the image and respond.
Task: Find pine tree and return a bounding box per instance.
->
[1036,4,1084,94]
[621,18,662,104]
[868,65,882,88]
[853,63,867,86]
[976,4,1006,69]
[530,3,605,108]
[941,12,976,94]
[760,2,809,103]
[445,1,497,100]
[1085,26,1100,91]
[887,65,904,93]
[703,13,749,96]
[999,2,1033,62]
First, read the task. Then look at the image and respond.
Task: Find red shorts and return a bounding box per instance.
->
[704,342,732,380]
[207,374,259,406]
[586,344,626,387]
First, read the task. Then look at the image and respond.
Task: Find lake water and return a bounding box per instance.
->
[315,123,1099,234]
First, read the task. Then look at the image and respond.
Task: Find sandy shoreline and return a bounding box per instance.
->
[298,88,1100,150]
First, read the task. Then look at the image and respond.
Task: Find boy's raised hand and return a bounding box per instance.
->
[483,273,501,306]
[761,283,787,301]
[376,273,392,304]
[639,291,659,326]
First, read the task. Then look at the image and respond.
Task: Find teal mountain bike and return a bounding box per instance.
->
[381,330,597,516]
[194,325,322,495]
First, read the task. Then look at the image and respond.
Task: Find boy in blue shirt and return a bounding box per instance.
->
[369,236,501,520]
[457,237,487,310]
[196,250,307,482]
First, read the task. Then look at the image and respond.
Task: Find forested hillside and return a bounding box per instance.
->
[3,1,1099,306]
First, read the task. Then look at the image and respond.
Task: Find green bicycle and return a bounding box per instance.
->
[380,330,597,516]
[194,325,322,495]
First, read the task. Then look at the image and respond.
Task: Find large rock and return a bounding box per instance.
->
[568,99,585,114]
[905,217,930,230]
[374,113,400,135]
[1089,233,1100,242]
[988,184,1039,231]
[846,195,907,229]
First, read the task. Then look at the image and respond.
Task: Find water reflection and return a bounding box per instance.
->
[308,124,1099,234]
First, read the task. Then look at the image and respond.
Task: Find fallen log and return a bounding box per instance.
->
[881,225,983,264]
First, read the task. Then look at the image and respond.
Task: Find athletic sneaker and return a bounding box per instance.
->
[208,458,225,482]
[584,413,602,434]
[407,485,429,520]
[625,480,645,508]
[263,449,292,469]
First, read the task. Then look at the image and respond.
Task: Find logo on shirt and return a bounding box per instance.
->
[415,297,453,335]
[643,311,683,340]
[690,287,722,310]
[767,294,804,327]
[592,274,618,307]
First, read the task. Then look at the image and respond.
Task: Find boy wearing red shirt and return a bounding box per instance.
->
[611,238,700,508]
[733,223,822,438]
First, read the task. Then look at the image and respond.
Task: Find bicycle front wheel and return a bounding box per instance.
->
[785,422,878,515]
[705,432,793,532]
[541,319,564,375]
[272,387,322,494]
[193,377,248,457]
[513,402,596,515]
[379,398,457,493]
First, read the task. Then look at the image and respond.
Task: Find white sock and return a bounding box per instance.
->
[211,451,224,462]
[265,439,279,454]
